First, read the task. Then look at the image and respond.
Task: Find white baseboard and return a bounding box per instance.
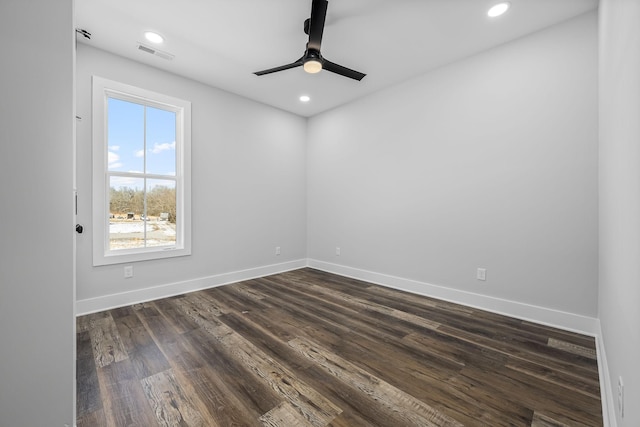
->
[595,323,617,427]
[76,257,601,334]
[77,258,599,334]
[306,259,599,336]
[75,259,307,316]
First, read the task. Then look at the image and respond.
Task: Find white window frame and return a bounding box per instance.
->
[92,76,191,266]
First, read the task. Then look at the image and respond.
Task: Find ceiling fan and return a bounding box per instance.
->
[254,0,366,81]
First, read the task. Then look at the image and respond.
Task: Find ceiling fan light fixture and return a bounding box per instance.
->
[488,2,510,17]
[303,59,323,74]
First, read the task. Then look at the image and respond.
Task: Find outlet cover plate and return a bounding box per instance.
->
[124,265,134,278]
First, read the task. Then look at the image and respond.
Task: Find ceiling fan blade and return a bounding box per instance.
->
[322,59,366,81]
[307,0,328,52]
[254,58,304,76]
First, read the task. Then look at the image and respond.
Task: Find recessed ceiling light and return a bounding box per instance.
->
[144,31,164,44]
[488,2,510,18]
[299,95,311,103]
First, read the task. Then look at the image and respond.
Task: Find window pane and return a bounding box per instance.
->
[146,107,177,176]
[145,179,177,247]
[109,177,145,250]
[107,98,144,172]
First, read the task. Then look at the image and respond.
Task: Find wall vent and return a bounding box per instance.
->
[137,43,175,61]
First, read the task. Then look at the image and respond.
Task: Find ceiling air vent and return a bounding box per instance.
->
[137,43,175,61]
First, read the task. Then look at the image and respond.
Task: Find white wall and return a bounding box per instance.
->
[76,45,307,310]
[599,0,640,425]
[0,1,75,426]
[308,12,598,319]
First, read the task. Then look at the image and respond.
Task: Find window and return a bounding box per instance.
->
[92,76,191,265]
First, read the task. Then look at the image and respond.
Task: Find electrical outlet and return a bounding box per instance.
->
[477,268,486,281]
[336,247,341,256]
[124,265,134,278]
[275,246,281,256]
[618,376,624,418]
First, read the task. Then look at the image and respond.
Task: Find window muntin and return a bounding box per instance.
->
[93,77,191,265]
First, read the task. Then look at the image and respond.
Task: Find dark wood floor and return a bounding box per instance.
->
[77,268,602,426]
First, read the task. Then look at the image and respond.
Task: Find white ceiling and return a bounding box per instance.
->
[76,0,597,117]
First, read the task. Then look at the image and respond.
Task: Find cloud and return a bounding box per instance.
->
[109,145,120,151]
[108,151,119,163]
[131,142,175,159]
[150,141,176,154]
[108,151,123,169]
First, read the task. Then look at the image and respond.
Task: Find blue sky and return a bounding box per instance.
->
[107,97,176,190]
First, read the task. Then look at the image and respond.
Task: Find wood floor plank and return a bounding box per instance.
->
[232,279,269,301]
[140,369,205,427]
[77,268,603,426]
[548,337,598,360]
[218,310,316,372]
[307,282,442,331]
[456,363,601,426]
[523,320,597,349]
[505,357,601,399]
[436,324,599,384]
[76,330,102,417]
[288,336,464,427]
[176,328,280,421]
[146,322,268,426]
[531,411,572,427]
[76,408,108,427]
[136,302,183,345]
[88,312,129,368]
[153,297,200,335]
[114,311,157,351]
[259,401,315,427]
[325,412,377,427]
[96,361,159,427]
[112,312,172,380]
[176,366,258,426]
[205,323,343,426]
